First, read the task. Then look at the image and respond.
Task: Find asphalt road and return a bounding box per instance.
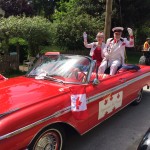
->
[65,87,150,150]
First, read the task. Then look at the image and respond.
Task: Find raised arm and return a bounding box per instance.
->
[125,28,134,47]
[83,32,93,48]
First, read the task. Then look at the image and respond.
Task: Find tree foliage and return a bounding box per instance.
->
[76,0,105,18]
[0,0,33,17]
[1,0,150,52]
[53,0,104,51]
[0,16,52,56]
[54,14,104,51]
[111,0,150,45]
[29,0,55,20]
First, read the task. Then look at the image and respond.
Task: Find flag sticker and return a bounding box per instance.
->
[70,86,88,120]
[98,91,123,120]
[71,94,87,111]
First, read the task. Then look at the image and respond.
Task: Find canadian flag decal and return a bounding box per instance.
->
[98,91,123,120]
[70,86,88,120]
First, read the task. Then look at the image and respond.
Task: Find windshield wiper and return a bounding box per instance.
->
[35,74,64,83]
[43,75,64,84]
[25,74,37,77]
[26,73,64,83]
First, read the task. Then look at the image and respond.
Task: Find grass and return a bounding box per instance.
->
[126,51,142,64]
[3,69,26,78]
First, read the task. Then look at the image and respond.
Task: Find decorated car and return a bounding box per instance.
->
[0,53,150,150]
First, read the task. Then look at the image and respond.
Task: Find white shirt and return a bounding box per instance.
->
[84,42,106,57]
[103,37,134,64]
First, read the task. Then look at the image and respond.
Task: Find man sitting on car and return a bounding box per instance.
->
[98,26,134,75]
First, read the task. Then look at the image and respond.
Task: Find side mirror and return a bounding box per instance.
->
[93,78,99,85]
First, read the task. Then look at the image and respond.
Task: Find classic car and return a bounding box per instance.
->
[137,128,150,150]
[0,53,150,150]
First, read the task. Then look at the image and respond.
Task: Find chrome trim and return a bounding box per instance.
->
[1,71,150,140]
[88,72,150,103]
[87,59,96,83]
[0,106,70,140]
[0,108,19,118]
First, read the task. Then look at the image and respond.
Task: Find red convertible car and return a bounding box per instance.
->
[0,53,150,150]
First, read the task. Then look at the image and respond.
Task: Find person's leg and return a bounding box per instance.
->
[110,60,121,75]
[98,60,108,74]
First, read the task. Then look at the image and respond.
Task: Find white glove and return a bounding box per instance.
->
[127,28,133,36]
[83,32,87,40]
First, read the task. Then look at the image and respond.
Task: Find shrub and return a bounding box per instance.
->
[0,16,52,56]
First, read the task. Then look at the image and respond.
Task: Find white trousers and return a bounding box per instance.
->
[98,59,121,75]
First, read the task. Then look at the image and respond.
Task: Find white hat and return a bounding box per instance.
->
[112,27,124,32]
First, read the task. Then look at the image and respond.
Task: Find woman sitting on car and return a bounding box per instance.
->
[83,31,105,67]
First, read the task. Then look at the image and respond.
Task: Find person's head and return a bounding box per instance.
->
[112,27,124,40]
[146,38,150,43]
[96,32,104,43]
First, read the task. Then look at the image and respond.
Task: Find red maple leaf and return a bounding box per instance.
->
[104,99,108,105]
[76,97,82,109]
[110,96,113,101]
[117,93,120,99]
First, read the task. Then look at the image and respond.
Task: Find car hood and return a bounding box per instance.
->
[0,76,70,115]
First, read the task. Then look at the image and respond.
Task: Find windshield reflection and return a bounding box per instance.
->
[27,54,91,83]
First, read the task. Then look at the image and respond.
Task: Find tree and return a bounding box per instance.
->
[111,0,150,46]
[28,0,69,21]
[53,0,104,51]
[0,0,34,17]
[104,0,113,41]
[29,0,54,20]
[0,16,52,56]
[76,0,105,18]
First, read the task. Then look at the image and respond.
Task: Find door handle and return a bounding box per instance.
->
[119,78,127,82]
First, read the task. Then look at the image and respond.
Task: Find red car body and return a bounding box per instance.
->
[0,54,150,150]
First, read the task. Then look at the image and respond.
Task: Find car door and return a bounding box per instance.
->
[85,73,129,129]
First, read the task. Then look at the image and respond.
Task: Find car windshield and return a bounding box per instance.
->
[26,54,92,84]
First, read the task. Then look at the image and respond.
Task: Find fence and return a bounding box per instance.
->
[0,54,19,73]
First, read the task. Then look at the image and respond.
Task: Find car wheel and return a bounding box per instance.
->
[30,125,65,150]
[139,56,146,65]
[132,89,143,105]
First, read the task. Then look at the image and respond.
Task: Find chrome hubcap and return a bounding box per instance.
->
[136,90,143,103]
[34,132,59,150]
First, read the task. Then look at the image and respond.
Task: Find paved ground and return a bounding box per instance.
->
[65,87,150,150]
